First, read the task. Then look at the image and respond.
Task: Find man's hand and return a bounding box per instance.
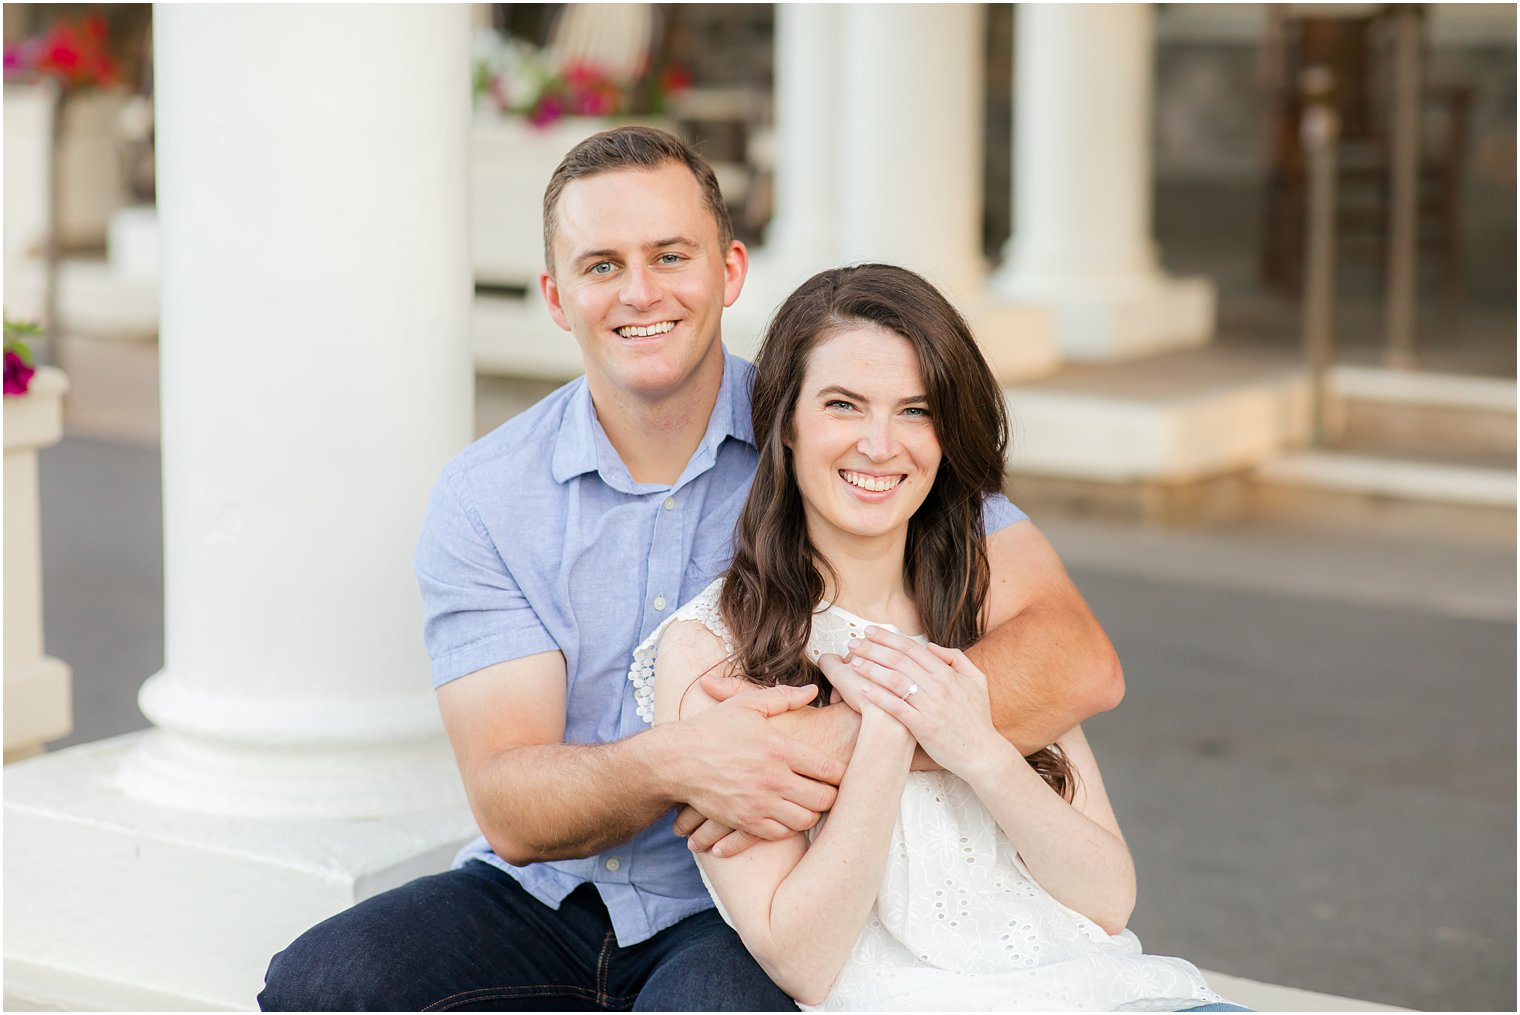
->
[666,682,844,847]
[673,673,862,857]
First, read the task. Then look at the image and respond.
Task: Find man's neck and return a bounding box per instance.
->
[590,356,726,486]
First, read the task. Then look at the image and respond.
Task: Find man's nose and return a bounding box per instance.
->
[620,265,660,309]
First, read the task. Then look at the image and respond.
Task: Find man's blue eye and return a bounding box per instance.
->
[657,253,682,264]
[590,262,613,275]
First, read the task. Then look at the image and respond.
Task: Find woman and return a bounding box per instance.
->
[629,265,1245,1012]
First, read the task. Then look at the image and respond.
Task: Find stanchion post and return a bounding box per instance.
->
[1383,5,1423,369]
[1301,68,1340,449]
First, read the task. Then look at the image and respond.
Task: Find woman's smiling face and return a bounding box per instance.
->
[788,323,942,549]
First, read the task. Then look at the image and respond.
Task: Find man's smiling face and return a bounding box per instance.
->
[539,163,747,408]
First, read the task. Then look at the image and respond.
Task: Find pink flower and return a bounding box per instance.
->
[4,349,36,396]
[530,96,564,128]
[9,12,122,89]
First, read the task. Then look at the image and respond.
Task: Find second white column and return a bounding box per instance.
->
[993,4,1214,360]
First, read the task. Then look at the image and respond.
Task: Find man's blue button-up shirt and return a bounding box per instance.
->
[414,350,1025,946]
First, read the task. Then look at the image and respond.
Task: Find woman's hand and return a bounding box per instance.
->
[846,626,1003,778]
[816,651,872,713]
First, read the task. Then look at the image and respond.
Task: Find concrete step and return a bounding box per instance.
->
[1329,365,1516,466]
[1004,346,1309,485]
[1252,450,1516,543]
[1202,969,1410,1012]
[1002,352,1516,539]
[1257,450,1516,508]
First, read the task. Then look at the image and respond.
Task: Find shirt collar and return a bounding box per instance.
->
[550,349,755,488]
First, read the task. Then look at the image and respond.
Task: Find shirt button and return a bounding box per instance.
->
[663,497,676,510]
[605,857,621,872]
[653,595,667,611]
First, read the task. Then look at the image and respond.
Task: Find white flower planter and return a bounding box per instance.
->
[4,366,73,762]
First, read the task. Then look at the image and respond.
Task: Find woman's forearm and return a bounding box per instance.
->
[750,710,915,1005]
[965,740,1136,934]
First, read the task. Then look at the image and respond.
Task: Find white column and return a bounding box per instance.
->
[729,3,844,360]
[738,3,1058,380]
[120,2,473,818]
[993,4,1214,361]
[837,3,984,302]
[5,7,479,1010]
[763,2,842,268]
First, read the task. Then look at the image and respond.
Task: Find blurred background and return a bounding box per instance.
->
[3,4,1514,1012]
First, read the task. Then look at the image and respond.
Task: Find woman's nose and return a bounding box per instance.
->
[856,417,898,461]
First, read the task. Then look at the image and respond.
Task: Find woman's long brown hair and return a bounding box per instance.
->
[719,264,1074,800]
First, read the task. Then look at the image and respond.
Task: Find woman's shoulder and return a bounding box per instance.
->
[665,577,732,644]
[631,578,735,724]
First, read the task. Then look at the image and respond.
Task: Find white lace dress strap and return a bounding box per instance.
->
[629,577,733,725]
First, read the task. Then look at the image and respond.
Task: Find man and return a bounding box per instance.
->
[260,127,1121,1011]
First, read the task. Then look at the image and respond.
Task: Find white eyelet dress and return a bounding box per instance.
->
[630,579,1223,1012]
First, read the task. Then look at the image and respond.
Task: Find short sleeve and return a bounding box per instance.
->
[629,579,729,725]
[980,491,1028,536]
[414,468,558,687]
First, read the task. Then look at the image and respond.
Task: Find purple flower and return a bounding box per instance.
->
[4,348,36,396]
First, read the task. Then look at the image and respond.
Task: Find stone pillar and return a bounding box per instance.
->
[762,2,842,270]
[736,3,1057,380]
[837,3,985,303]
[730,4,844,360]
[4,7,480,1010]
[992,4,1214,361]
[3,367,72,764]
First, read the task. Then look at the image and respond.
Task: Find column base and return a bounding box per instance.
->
[993,271,1216,362]
[4,732,479,1011]
[963,297,1062,383]
[3,656,72,763]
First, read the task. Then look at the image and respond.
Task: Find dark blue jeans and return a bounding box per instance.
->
[259,860,795,1011]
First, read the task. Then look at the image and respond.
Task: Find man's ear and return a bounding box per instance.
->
[722,239,749,309]
[539,270,572,332]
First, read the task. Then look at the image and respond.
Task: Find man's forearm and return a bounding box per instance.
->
[766,700,858,766]
[469,726,676,866]
[966,599,1123,755]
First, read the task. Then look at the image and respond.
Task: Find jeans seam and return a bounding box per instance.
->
[596,928,615,1007]
[421,983,607,1011]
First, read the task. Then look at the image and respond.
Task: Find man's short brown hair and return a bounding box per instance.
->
[541,125,734,275]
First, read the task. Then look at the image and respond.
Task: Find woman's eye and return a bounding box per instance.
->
[903,406,932,419]
[825,400,855,412]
